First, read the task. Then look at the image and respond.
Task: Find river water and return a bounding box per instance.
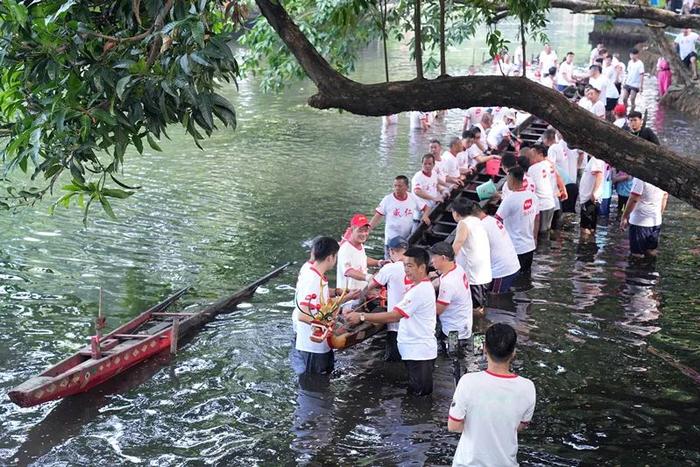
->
[1,11,700,467]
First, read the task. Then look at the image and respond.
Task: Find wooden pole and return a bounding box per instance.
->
[170,318,179,354]
[439,0,446,76]
[97,287,103,341]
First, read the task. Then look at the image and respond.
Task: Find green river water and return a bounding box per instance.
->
[1,11,700,466]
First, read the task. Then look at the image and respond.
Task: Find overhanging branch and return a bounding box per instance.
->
[255,0,700,210]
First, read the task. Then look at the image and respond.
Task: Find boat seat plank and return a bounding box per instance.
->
[151,312,195,317]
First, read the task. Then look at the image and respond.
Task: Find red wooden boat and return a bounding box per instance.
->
[8,263,289,408]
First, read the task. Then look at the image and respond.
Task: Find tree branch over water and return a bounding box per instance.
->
[256,0,700,210]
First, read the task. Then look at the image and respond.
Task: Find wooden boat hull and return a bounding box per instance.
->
[8,263,290,408]
[329,321,385,350]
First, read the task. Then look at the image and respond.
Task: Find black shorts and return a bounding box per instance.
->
[629,224,661,254]
[623,84,639,94]
[617,195,629,213]
[385,330,401,362]
[517,250,534,274]
[683,51,698,68]
[580,200,598,230]
[404,359,435,396]
[561,183,578,213]
[470,283,489,309]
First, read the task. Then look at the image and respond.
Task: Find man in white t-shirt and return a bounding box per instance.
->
[471,204,521,294]
[361,236,411,361]
[370,175,429,258]
[602,54,621,114]
[527,144,565,234]
[621,48,644,111]
[589,43,604,65]
[346,247,437,395]
[538,44,558,75]
[337,214,383,291]
[543,129,577,214]
[462,107,486,132]
[675,28,699,80]
[412,153,449,209]
[578,156,606,236]
[460,128,496,170]
[429,242,473,366]
[500,153,535,200]
[448,323,536,467]
[439,138,467,189]
[451,198,492,313]
[556,51,575,92]
[410,111,430,131]
[620,179,668,257]
[487,111,516,153]
[495,167,540,274]
[579,86,606,119]
[588,64,608,108]
[293,237,341,375]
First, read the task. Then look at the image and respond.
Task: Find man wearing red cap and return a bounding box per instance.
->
[337,213,385,291]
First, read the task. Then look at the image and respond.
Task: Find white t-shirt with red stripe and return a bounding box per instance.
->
[527,160,556,211]
[629,178,666,227]
[449,370,536,467]
[457,145,481,170]
[373,261,412,332]
[294,262,331,354]
[440,151,461,185]
[375,193,426,245]
[436,264,473,340]
[394,279,437,361]
[336,239,368,290]
[480,216,521,279]
[496,189,540,255]
[412,170,440,209]
[502,174,535,199]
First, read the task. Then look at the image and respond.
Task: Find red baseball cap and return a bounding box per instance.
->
[350,213,370,228]
[613,103,626,117]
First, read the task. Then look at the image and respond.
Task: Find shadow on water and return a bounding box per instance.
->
[14,352,174,466]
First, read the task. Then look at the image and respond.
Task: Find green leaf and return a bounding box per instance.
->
[131,133,143,154]
[116,75,131,100]
[99,195,117,219]
[91,108,117,126]
[179,54,191,76]
[146,133,162,151]
[46,0,76,24]
[102,188,134,199]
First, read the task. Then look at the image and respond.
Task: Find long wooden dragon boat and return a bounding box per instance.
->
[329,115,549,350]
[8,263,290,407]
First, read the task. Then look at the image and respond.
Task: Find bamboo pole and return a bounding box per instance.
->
[170,318,179,354]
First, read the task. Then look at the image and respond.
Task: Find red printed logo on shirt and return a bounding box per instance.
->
[523,198,533,211]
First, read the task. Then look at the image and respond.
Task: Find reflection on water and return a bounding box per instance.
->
[1,10,700,467]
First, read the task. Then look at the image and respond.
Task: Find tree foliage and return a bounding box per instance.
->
[0,0,240,221]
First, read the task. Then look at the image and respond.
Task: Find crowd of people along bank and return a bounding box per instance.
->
[290,41,673,466]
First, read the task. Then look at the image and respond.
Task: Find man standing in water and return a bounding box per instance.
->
[360,236,411,361]
[674,28,699,81]
[369,175,430,258]
[620,178,668,258]
[293,237,341,375]
[345,247,437,396]
[496,167,540,274]
[451,198,492,313]
[337,214,383,291]
[448,323,536,466]
[429,242,473,356]
[621,48,644,112]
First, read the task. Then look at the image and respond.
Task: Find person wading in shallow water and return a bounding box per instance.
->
[345,247,437,396]
[448,323,536,467]
[359,236,411,362]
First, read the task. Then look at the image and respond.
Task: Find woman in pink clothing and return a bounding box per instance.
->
[656,57,672,97]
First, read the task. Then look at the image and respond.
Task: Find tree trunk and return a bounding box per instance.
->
[381,0,389,82]
[255,0,700,210]
[415,0,423,79]
[439,0,446,76]
[520,18,526,78]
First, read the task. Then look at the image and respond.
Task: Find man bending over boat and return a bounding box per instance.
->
[448,323,536,466]
[293,237,342,375]
[345,247,437,396]
[360,236,411,362]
